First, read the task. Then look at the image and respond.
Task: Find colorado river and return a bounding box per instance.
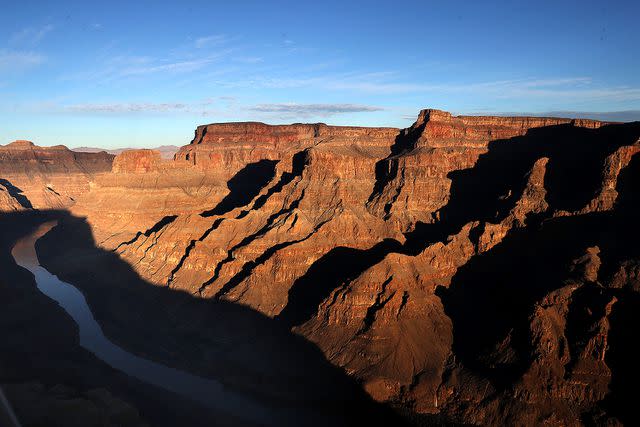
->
[10,221,310,426]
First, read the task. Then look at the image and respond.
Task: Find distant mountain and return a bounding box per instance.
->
[72,145,180,159]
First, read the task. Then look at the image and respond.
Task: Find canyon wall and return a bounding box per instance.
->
[15,110,640,425]
[0,140,114,210]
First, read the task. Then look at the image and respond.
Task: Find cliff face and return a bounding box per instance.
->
[0,141,114,209]
[72,148,236,246]
[11,111,640,425]
[0,185,24,212]
[366,109,611,227]
[175,122,399,178]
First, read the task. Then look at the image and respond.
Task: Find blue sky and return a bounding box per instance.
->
[1,0,639,148]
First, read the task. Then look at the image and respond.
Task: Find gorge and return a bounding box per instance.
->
[1,108,639,426]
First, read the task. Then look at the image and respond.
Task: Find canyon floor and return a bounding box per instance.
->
[1,109,639,426]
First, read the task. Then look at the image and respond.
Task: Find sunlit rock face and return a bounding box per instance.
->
[6,110,640,425]
[0,183,25,212]
[0,140,114,209]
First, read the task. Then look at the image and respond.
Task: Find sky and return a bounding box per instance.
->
[1,0,639,149]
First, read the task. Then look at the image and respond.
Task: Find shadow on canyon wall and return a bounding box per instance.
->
[3,121,638,425]
[3,209,404,426]
[278,120,640,422]
[435,148,640,424]
[597,154,640,425]
[0,210,235,427]
[367,115,428,216]
[435,125,639,390]
[0,179,34,209]
[280,122,640,331]
[437,122,639,225]
[201,159,278,217]
[278,238,404,326]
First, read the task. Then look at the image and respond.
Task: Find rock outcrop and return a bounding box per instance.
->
[0,184,24,212]
[72,148,232,247]
[6,110,640,425]
[0,141,114,209]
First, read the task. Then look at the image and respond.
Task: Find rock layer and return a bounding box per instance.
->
[8,111,640,425]
[0,141,113,209]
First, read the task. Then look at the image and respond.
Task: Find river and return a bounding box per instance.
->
[10,221,319,426]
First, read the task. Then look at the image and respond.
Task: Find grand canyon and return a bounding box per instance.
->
[1,108,638,426]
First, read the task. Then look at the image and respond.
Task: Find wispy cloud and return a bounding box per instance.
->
[498,86,640,103]
[65,102,188,113]
[215,72,640,105]
[9,24,55,45]
[119,57,220,76]
[250,103,383,117]
[320,76,596,95]
[234,56,264,64]
[0,49,46,72]
[23,98,383,122]
[344,76,640,103]
[194,34,228,48]
[62,49,233,83]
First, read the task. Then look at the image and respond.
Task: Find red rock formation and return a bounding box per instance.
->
[366,109,613,227]
[72,148,232,246]
[0,140,113,209]
[112,149,162,173]
[9,111,640,425]
[0,185,24,212]
[176,122,398,176]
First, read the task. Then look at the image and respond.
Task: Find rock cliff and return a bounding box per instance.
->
[0,184,24,212]
[7,110,640,425]
[0,141,114,209]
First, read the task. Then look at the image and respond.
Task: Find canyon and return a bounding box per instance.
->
[1,108,639,426]
[0,140,113,210]
[72,145,180,160]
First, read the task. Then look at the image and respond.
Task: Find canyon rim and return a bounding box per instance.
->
[2,109,639,426]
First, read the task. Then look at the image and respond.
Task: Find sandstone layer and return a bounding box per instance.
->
[0,140,114,209]
[9,110,640,425]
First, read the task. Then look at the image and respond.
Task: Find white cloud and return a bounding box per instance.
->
[250,103,383,117]
[10,24,55,45]
[120,58,217,76]
[214,72,639,105]
[234,56,264,64]
[323,76,597,95]
[22,98,383,122]
[65,102,187,113]
[194,35,228,48]
[61,49,234,83]
[0,49,46,72]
